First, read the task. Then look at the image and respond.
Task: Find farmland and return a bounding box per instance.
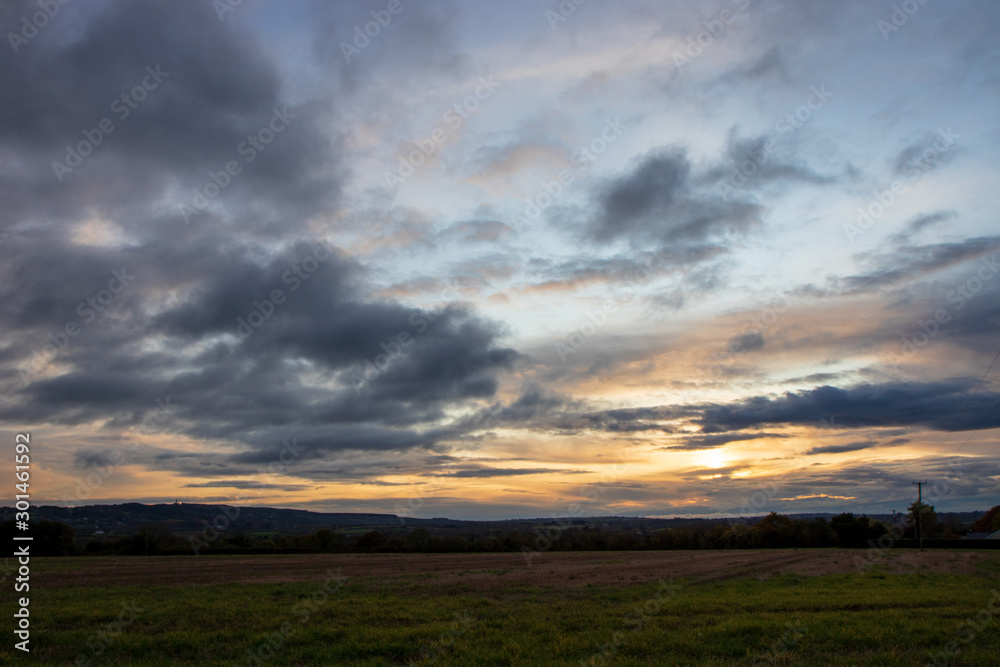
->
[4,549,999,665]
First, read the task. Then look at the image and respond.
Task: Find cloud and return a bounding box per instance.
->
[892,134,959,175]
[437,466,588,478]
[440,220,515,243]
[4,0,1000,516]
[700,128,837,192]
[697,380,1000,434]
[728,332,765,353]
[183,480,313,492]
[804,437,911,455]
[662,432,788,451]
[521,378,999,444]
[585,148,761,248]
[782,373,843,385]
[0,234,519,469]
[1,0,342,238]
[832,237,1000,295]
[312,0,468,94]
[905,210,956,234]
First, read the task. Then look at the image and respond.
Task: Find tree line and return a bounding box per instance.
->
[5,501,986,556]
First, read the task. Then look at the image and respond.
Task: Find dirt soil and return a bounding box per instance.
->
[36,549,993,592]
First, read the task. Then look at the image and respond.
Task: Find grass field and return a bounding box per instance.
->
[4,549,999,665]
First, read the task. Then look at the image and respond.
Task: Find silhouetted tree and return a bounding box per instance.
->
[315,528,347,551]
[406,528,431,552]
[355,530,387,552]
[830,513,878,547]
[972,505,1000,533]
[1,520,75,556]
[907,501,938,540]
[753,513,799,548]
[117,525,174,555]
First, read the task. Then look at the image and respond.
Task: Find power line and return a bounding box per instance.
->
[953,393,1000,455]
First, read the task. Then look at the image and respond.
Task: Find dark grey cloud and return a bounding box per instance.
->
[437,466,587,478]
[509,378,999,445]
[782,373,843,385]
[892,133,959,176]
[906,211,955,234]
[805,437,910,455]
[885,210,957,246]
[805,440,876,455]
[1,0,342,238]
[0,228,517,477]
[72,448,119,469]
[834,237,1000,294]
[662,432,788,451]
[700,129,837,192]
[478,395,685,435]
[697,380,1000,434]
[0,0,526,484]
[585,148,761,248]
[521,245,726,298]
[312,0,468,94]
[728,332,764,354]
[183,480,313,492]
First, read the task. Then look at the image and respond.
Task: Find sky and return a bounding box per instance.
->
[2,0,999,521]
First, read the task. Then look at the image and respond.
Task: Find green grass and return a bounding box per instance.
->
[3,557,999,665]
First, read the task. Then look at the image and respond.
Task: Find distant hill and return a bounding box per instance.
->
[0,503,989,539]
[1,503,441,537]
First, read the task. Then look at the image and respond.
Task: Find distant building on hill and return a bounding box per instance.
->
[966,530,1000,540]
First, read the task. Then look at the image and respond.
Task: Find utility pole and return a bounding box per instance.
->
[912,481,928,551]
